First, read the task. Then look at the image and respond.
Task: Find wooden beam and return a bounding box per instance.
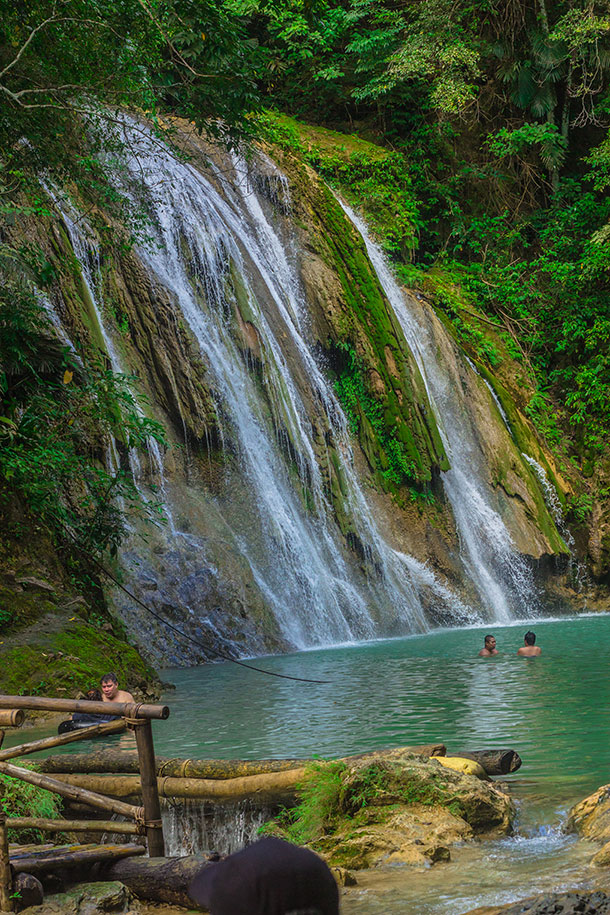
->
[0,762,143,821]
[40,744,447,778]
[10,843,145,876]
[107,855,208,907]
[0,697,169,721]
[133,720,165,857]
[6,819,142,836]
[0,813,13,913]
[0,719,126,763]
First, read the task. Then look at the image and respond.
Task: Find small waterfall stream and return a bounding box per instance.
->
[341,205,538,621]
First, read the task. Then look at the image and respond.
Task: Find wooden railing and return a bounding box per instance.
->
[0,695,170,912]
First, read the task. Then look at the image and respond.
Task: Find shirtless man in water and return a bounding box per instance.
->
[100,672,134,703]
[478,634,498,657]
[517,631,541,656]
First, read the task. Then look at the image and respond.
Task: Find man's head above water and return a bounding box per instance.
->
[100,672,118,700]
[478,634,498,656]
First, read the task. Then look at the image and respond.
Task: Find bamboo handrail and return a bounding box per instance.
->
[0,696,169,720]
[0,719,126,763]
[0,762,143,822]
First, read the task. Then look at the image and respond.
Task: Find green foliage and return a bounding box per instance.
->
[0,277,166,560]
[332,343,420,488]
[266,759,465,849]
[488,123,568,171]
[258,111,419,260]
[0,764,63,843]
[268,761,347,845]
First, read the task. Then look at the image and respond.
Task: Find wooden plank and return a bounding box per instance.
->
[0,697,169,721]
[0,719,126,763]
[10,843,145,876]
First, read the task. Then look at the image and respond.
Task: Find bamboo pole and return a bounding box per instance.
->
[54,768,308,803]
[0,813,13,913]
[0,762,143,821]
[0,719,126,763]
[133,720,164,857]
[0,735,3,752]
[6,818,142,836]
[10,843,145,876]
[0,697,169,721]
[0,713,23,729]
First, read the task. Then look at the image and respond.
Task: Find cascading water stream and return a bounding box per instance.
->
[340,204,538,622]
[107,116,477,646]
[522,454,586,591]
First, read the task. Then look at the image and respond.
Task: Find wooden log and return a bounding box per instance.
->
[0,719,126,763]
[453,749,522,776]
[53,768,309,804]
[0,712,23,729]
[0,697,169,721]
[0,813,13,913]
[107,855,209,907]
[0,762,143,821]
[10,843,145,876]
[6,818,142,836]
[133,719,165,857]
[40,744,447,778]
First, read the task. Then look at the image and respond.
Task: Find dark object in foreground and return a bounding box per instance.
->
[501,890,610,914]
[454,749,522,776]
[189,837,340,915]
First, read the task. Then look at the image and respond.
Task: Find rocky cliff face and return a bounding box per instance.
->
[3,116,592,669]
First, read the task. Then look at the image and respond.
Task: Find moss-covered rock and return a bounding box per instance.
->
[265,751,515,869]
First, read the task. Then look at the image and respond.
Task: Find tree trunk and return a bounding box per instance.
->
[40,744,446,778]
[454,750,522,775]
[9,843,145,876]
[106,855,209,908]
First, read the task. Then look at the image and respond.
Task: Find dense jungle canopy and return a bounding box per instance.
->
[1,0,610,568]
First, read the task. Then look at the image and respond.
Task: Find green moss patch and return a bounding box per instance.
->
[0,616,156,697]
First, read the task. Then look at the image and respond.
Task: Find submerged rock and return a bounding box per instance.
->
[266,750,514,869]
[464,890,610,914]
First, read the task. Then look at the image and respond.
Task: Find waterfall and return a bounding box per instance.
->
[162,800,269,857]
[522,455,586,591]
[100,115,478,649]
[340,205,538,622]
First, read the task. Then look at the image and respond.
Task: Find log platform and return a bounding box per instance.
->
[9,842,145,875]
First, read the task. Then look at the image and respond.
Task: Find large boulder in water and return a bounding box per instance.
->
[266,750,515,869]
[566,783,610,865]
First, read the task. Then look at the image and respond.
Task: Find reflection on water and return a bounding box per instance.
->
[7,615,610,914]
